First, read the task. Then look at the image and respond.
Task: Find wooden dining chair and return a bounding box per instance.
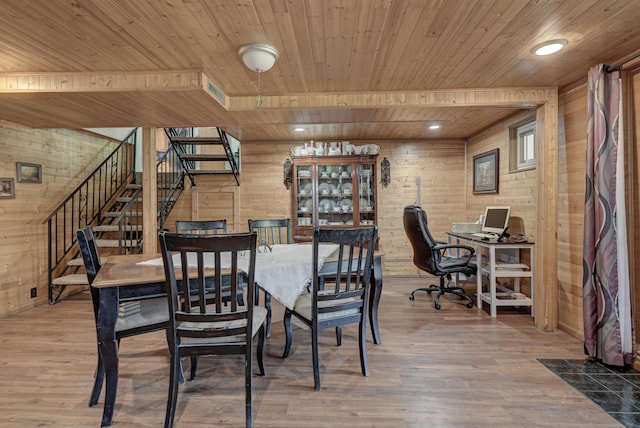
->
[248,218,291,337]
[159,231,266,428]
[282,226,378,391]
[76,226,170,417]
[175,219,227,235]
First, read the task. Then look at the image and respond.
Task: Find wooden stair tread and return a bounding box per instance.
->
[103,211,143,217]
[170,137,222,144]
[68,257,108,266]
[95,239,139,248]
[186,169,234,174]
[51,274,88,286]
[179,154,228,161]
[93,224,143,232]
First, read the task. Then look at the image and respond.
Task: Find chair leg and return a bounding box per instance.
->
[335,326,342,346]
[408,286,440,301]
[245,346,253,428]
[256,325,266,376]
[89,352,105,406]
[189,357,198,381]
[282,309,293,358]
[312,324,321,391]
[264,292,272,338]
[358,319,369,377]
[164,352,180,428]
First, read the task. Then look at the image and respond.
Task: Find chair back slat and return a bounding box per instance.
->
[160,231,257,346]
[248,218,291,245]
[312,226,377,323]
[176,219,227,235]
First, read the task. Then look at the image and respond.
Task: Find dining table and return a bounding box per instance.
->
[90,242,383,426]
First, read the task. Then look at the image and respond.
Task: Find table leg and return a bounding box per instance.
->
[96,287,120,427]
[369,256,383,345]
[476,247,482,309]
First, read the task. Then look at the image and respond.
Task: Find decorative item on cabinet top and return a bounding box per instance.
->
[283,158,292,189]
[290,142,379,157]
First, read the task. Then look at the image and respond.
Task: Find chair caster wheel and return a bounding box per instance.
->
[409,295,415,301]
[426,290,432,295]
[466,302,473,308]
[434,303,441,310]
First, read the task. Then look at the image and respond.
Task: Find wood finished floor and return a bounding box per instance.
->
[0,277,623,427]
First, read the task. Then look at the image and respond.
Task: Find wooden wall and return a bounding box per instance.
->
[166,140,468,278]
[0,121,120,317]
[466,111,538,238]
[2,72,639,353]
[556,82,589,338]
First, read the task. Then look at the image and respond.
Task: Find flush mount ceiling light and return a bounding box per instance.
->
[239,43,279,72]
[238,43,279,108]
[294,127,306,132]
[532,39,567,56]
[428,124,441,130]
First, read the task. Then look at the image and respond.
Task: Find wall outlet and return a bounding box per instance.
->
[30,287,37,298]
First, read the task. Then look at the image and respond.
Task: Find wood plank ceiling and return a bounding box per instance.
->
[0,0,639,142]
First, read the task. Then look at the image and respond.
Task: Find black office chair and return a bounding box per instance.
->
[403,205,475,310]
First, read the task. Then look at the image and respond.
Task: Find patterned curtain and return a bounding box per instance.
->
[583,64,635,366]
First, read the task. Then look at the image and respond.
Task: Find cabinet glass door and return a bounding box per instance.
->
[318,163,354,227]
[358,163,376,225]
[295,165,313,227]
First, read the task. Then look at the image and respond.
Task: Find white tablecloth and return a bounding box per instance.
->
[139,243,338,309]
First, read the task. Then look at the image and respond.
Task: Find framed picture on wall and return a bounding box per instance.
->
[16,162,42,183]
[0,178,15,199]
[473,149,499,194]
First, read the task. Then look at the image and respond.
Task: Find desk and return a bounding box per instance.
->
[447,232,534,318]
[91,244,383,426]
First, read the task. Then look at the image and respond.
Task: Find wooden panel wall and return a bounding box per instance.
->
[466,112,538,238]
[0,121,120,317]
[556,82,588,338]
[632,71,640,351]
[166,140,467,278]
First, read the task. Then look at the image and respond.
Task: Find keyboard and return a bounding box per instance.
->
[471,232,497,239]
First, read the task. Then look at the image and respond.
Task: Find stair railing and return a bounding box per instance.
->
[43,129,137,303]
[156,143,185,231]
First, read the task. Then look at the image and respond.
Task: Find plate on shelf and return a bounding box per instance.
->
[319,198,334,212]
[305,199,314,208]
[301,183,312,193]
[318,183,331,195]
[298,168,311,177]
[340,183,352,194]
[339,198,353,209]
[329,183,339,194]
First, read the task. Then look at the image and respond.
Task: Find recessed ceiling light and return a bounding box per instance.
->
[428,125,441,130]
[532,39,567,56]
[294,127,305,132]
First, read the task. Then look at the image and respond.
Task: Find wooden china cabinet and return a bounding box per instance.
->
[291,154,378,242]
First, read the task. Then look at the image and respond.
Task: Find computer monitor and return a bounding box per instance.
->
[481,206,511,234]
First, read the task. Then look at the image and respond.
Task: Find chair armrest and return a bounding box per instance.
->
[433,243,476,255]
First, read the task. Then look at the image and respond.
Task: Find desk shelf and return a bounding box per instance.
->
[448,232,534,318]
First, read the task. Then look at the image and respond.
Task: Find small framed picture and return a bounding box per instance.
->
[473,149,499,194]
[16,162,42,183]
[0,178,15,199]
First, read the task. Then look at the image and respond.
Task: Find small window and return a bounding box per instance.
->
[509,117,536,172]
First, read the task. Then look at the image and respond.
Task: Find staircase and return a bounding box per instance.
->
[45,130,187,303]
[165,127,240,186]
[45,127,239,303]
